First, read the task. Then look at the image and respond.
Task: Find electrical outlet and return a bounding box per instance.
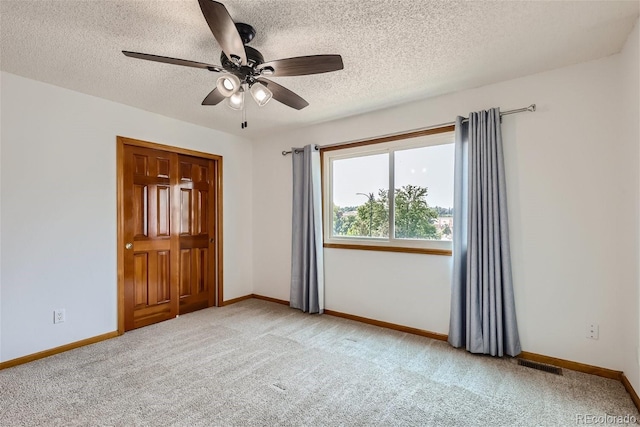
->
[54,309,66,324]
[586,323,599,340]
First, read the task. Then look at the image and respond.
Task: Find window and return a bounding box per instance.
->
[322,128,455,255]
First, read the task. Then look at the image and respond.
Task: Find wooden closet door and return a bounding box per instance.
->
[122,145,217,331]
[176,155,216,315]
[123,146,177,330]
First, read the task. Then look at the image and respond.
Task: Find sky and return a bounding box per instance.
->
[332,142,454,208]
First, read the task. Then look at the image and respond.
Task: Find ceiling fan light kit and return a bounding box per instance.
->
[216,74,241,97]
[122,0,343,128]
[250,83,272,107]
[227,89,244,110]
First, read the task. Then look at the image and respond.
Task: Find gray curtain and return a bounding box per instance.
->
[448,108,521,357]
[290,144,324,313]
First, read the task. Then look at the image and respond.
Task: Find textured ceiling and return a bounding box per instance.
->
[1,0,638,138]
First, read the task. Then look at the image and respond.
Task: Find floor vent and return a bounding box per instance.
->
[517,359,563,375]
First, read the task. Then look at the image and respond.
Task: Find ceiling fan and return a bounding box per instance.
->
[123,0,343,126]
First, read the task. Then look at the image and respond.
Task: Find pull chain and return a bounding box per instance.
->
[241,103,248,129]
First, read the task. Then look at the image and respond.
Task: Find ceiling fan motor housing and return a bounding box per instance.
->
[220,45,264,80]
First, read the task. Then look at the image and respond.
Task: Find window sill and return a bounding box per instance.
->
[323,242,452,256]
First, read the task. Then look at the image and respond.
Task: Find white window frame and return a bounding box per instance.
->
[322,129,454,255]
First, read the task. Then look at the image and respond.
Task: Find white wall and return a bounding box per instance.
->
[0,72,253,362]
[1,26,638,385]
[253,29,640,373]
[619,18,640,392]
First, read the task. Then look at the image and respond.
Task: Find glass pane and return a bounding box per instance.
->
[394,144,454,240]
[332,153,389,238]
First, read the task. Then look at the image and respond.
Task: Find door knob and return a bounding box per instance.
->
[125,242,133,250]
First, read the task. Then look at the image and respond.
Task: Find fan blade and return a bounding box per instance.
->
[198,0,247,66]
[257,55,343,77]
[123,51,222,72]
[202,87,226,105]
[257,78,309,110]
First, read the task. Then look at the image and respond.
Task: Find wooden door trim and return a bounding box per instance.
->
[116,136,224,334]
[215,158,224,305]
[117,136,223,161]
[116,139,126,334]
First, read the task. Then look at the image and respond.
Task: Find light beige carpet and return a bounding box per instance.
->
[0,299,637,426]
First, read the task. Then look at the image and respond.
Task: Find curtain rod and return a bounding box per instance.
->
[281,145,320,156]
[281,104,536,156]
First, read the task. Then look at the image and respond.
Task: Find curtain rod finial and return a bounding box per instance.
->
[528,104,536,112]
[282,150,288,156]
